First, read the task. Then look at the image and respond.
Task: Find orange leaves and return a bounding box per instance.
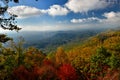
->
[42,59,54,66]
[55,47,68,65]
[1,30,120,80]
[36,65,57,80]
[24,47,45,67]
[14,62,78,80]
[13,65,36,80]
[57,64,78,80]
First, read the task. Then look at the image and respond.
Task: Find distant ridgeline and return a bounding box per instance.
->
[23,29,105,53]
[0,28,120,80]
[4,27,119,53]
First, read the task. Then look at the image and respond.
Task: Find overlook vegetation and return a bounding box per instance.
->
[0,29,120,80]
[8,29,104,53]
[0,0,119,79]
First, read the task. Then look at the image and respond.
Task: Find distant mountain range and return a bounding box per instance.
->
[6,28,108,53]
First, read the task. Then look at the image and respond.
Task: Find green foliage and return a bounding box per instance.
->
[0,0,22,31]
[25,29,102,53]
[0,29,120,79]
[0,48,17,80]
[0,34,12,43]
[24,47,45,68]
[108,54,120,69]
[9,37,25,65]
[72,56,87,72]
[0,0,21,45]
[0,38,26,79]
[91,46,111,65]
[89,47,109,78]
[89,46,120,79]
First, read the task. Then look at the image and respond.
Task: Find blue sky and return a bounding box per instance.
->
[1,0,120,32]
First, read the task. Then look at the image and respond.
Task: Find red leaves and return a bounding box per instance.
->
[36,65,57,80]
[13,65,37,80]
[13,65,30,80]
[42,59,53,66]
[57,64,78,80]
[14,63,78,80]
[35,59,57,80]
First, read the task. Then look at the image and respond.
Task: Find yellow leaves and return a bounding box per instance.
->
[72,56,86,70]
[67,50,78,62]
[104,36,120,47]
[103,36,120,54]
[24,47,45,67]
[67,30,120,64]
[55,47,68,65]
[0,56,5,65]
[67,46,98,63]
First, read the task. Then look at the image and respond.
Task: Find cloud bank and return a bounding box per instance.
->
[70,11,120,29]
[7,5,44,19]
[65,0,109,13]
[71,17,101,23]
[7,0,110,19]
[102,11,120,25]
[6,0,119,31]
[8,5,69,18]
[47,5,69,16]
[9,11,119,32]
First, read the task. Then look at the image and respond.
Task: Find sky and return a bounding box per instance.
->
[0,0,120,32]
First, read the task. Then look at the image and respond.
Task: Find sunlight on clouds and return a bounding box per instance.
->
[47,5,69,16]
[71,17,101,23]
[6,1,119,31]
[103,11,118,19]
[65,0,109,13]
[7,5,69,18]
[13,11,120,31]
[71,11,120,23]
[7,5,45,19]
[7,0,110,19]
[102,11,120,25]
[70,11,120,28]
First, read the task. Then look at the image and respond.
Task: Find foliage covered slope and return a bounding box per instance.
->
[0,29,120,80]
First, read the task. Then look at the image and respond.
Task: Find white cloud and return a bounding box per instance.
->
[71,11,120,23]
[98,12,120,28]
[47,5,69,16]
[17,11,120,31]
[103,11,120,19]
[102,11,120,24]
[7,5,45,19]
[71,11,120,29]
[103,11,116,18]
[71,17,101,23]
[65,0,109,13]
[7,5,69,18]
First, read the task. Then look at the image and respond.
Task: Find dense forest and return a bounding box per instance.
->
[9,29,104,53]
[0,29,120,80]
[0,0,120,80]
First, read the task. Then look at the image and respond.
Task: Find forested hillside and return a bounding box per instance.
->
[0,0,119,80]
[5,29,104,53]
[9,29,104,53]
[0,29,120,80]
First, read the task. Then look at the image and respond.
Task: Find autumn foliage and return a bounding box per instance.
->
[57,64,78,80]
[0,30,120,80]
